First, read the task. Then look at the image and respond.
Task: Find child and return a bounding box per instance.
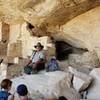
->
[17,84,30,100]
[0,79,14,100]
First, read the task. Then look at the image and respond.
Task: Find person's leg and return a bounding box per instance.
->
[34,62,45,72]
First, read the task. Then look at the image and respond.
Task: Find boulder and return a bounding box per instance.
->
[58,60,69,71]
[56,77,81,100]
[87,68,100,100]
[68,51,100,73]
[11,71,80,100]
[6,22,50,58]
[68,67,92,92]
[61,6,100,50]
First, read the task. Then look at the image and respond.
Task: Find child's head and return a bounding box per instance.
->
[17,84,28,96]
[1,79,12,91]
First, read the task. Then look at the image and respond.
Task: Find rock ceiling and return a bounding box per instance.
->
[0,0,100,26]
[1,0,100,54]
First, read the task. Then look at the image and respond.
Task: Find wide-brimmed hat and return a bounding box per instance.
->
[17,84,28,96]
[34,42,44,49]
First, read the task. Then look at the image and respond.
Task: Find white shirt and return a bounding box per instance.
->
[30,50,45,63]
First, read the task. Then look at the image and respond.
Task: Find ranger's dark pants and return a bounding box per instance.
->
[32,62,45,72]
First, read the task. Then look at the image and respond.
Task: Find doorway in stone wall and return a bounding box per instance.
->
[55,41,88,61]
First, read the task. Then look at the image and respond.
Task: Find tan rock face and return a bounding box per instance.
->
[0,0,100,25]
[7,22,50,58]
[61,6,100,50]
[68,51,100,68]
[87,68,100,99]
[56,6,100,61]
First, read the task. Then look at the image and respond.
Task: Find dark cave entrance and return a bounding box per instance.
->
[55,41,88,61]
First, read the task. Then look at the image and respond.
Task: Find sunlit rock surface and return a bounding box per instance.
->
[87,68,100,100]
[0,0,100,25]
[61,6,100,50]
[11,71,80,100]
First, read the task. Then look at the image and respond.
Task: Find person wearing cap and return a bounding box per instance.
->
[26,42,46,73]
[17,84,32,100]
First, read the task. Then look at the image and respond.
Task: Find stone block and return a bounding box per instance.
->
[68,51,100,73]
[87,68,100,100]
[68,67,92,92]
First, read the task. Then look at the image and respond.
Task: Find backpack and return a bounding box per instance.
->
[46,58,59,72]
[0,91,11,100]
[24,51,36,74]
[24,65,33,74]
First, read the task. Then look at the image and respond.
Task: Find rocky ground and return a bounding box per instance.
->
[0,50,100,100]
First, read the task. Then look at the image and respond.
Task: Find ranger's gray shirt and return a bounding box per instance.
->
[30,50,45,63]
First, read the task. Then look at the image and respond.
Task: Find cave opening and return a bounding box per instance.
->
[26,22,36,36]
[55,41,88,61]
[27,23,34,29]
[26,22,42,37]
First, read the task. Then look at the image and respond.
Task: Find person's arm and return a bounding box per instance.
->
[8,94,14,100]
[36,51,46,64]
[27,60,32,66]
[27,51,36,66]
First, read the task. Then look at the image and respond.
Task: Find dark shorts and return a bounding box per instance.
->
[24,62,45,74]
[33,62,45,71]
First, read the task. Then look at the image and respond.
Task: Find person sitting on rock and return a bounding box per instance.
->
[17,84,32,100]
[25,42,46,74]
[0,79,14,100]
